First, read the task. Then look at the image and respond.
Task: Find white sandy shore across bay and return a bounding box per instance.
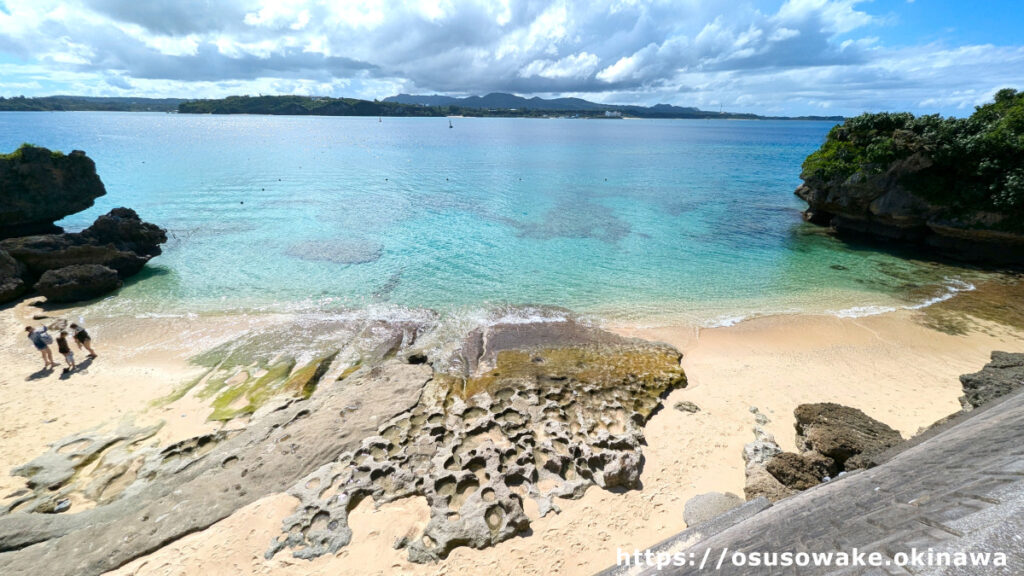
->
[1,297,1022,576]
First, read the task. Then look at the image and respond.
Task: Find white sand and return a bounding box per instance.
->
[89,307,1022,576]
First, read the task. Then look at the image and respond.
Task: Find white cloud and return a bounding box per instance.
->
[520,51,600,79]
[0,0,1019,116]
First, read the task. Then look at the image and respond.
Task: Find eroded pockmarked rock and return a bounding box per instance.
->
[0,315,686,575]
[0,321,434,576]
[268,320,687,563]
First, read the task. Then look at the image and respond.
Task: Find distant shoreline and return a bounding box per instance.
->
[0,94,846,121]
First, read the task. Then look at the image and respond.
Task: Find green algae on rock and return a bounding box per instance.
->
[0,313,686,575]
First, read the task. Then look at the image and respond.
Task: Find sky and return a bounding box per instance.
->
[0,0,1022,116]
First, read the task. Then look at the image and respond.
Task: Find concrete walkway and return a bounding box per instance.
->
[600,388,1024,575]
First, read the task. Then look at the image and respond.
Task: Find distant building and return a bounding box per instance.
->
[604,110,622,117]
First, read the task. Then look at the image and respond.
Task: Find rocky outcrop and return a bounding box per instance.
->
[741,407,794,502]
[269,319,686,563]
[0,208,166,303]
[795,156,1024,263]
[0,144,165,304]
[34,264,123,303]
[0,145,106,238]
[0,249,28,303]
[0,208,166,278]
[959,351,1024,410]
[0,315,687,575]
[793,403,903,470]
[764,451,836,491]
[744,403,903,498]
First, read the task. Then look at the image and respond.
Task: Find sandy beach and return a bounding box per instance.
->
[3,287,1020,576]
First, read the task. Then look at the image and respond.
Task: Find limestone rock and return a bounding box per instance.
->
[795,152,1024,263]
[743,466,796,502]
[268,319,686,564]
[683,492,744,526]
[765,452,836,491]
[794,403,903,468]
[0,315,686,575]
[743,440,782,467]
[959,351,1024,410]
[0,248,28,303]
[673,400,700,413]
[1,208,167,280]
[0,146,106,238]
[34,264,122,303]
[80,207,167,262]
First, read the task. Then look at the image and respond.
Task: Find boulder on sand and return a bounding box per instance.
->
[794,403,903,469]
[0,249,29,303]
[684,492,744,526]
[34,265,123,303]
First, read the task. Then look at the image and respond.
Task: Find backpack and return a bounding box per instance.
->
[39,332,54,345]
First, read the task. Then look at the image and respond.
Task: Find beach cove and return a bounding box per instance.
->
[2,113,1024,575]
[1,280,1022,575]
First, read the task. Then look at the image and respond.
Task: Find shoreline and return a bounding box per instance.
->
[2,285,1022,575]
[107,307,1021,576]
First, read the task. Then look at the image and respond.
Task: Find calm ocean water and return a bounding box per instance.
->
[0,112,987,326]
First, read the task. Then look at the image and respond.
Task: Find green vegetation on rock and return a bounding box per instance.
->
[0,143,57,161]
[801,88,1024,228]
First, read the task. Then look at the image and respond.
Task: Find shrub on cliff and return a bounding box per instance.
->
[801,88,1024,229]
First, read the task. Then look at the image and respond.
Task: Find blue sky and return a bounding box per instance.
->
[0,0,1022,116]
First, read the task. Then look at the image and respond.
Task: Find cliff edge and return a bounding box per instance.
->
[796,88,1024,264]
[0,144,106,238]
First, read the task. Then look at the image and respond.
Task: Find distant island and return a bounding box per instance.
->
[0,93,843,120]
[177,93,844,120]
[0,96,185,112]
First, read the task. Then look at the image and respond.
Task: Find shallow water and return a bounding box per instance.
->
[0,112,995,326]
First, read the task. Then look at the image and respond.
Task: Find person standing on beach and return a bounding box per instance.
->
[25,325,57,369]
[56,331,76,374]
[69,323,97,358]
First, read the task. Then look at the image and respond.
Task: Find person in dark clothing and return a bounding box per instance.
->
[56,331,76,373]
[69,323,97,358]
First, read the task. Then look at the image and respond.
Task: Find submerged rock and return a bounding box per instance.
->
[959,351,1024,410]
[0,145,106,238]
[34,264,122,303]
[284,239,383,265]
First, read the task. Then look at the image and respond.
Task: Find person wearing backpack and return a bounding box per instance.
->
[25,325,57,369]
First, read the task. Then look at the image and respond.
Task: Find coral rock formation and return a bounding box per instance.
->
[268,320,687,563]
[0,145,106,238]
[34,264,123,303]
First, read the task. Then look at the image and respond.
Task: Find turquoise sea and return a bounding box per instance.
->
[0,112,988,327]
